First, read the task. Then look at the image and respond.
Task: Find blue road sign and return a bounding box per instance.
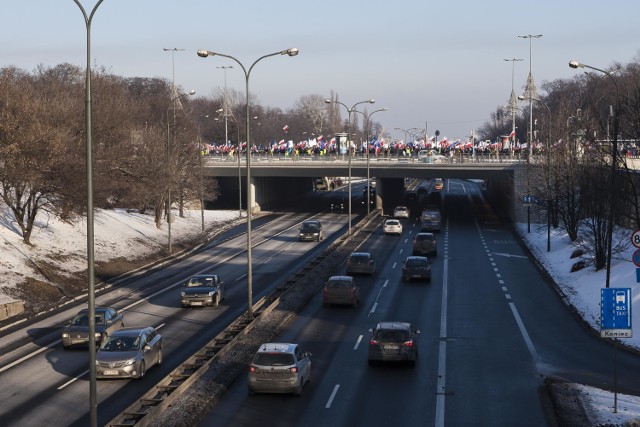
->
[601,288,632,338]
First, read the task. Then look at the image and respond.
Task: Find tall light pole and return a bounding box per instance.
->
[569,60,620,289]
[166,90,196,254]
[355,108,388,214]
[520,95,552,251]
[197,47,299,320]
[325,98,375,235]
[163,48,185,98]
[217,65,239,217]
[394,127,410,147]
[504,58,523,154]
[519,34,542,161]
[71,1,105,425]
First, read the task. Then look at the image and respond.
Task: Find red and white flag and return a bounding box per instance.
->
[283,125,289,133]
[509,130,516,138]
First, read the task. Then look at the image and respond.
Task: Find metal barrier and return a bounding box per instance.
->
[107,211,383,426]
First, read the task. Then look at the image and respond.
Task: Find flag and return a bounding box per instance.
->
[509,130,516,138]
[283,125,289,133]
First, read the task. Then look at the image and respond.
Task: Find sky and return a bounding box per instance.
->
[2,1,639,141]
[1,200,640,421]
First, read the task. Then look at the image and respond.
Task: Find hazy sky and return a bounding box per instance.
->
[3,0,639,141]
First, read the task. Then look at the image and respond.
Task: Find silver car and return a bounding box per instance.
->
[181,274,225,307]
[248,343,312,395]
[61,307,124,349]
[96,326,162,379]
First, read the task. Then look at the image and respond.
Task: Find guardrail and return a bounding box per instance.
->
[107,212,381,427]
[108,293,282,427]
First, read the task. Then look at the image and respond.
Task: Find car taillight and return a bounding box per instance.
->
[369,339,378,345]
[289,367,298,373]
[402,340,414,347]
[250,365,258,372]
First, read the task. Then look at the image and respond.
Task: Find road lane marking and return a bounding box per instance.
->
[435,221,449,427]
[509,302,538,361]
[325,384,340,408]
[369,302,378,316]
[353,335,363,350]
[58,370,89,390]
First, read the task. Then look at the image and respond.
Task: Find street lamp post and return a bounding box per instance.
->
[355,108,388,214]
[166,90,196,254]
[217,66,238,217]
[569,60,620,289]
[325,98,375,235]
[71,1,105,425]
[519,34,542,162]
[197,47,299,320]
[520,95,552,251]
[504,58,523,155]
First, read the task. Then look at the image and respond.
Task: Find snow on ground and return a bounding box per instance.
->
[516,222,640,425]
[0,205,239,305]
[1,201,640,424]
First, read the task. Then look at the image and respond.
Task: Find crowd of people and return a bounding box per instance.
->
[198,137,549,160]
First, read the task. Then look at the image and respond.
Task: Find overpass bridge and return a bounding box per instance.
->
[201,154,535,223]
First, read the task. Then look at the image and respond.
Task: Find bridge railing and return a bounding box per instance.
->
[202,152,532,165]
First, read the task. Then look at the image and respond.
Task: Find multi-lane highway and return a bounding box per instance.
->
[200,179,640,427]
[2,179,640,427]
[0,202,358,426]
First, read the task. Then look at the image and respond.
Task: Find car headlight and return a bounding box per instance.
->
[62,333,69,338]
[208,291,215,296]
[124,358,136,366]
[181,291,186,296]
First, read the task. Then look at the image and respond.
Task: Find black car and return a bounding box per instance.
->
[61,307,125,349]
[299,220,323,241]
[413,232,437,256]
[330,197,345,212]
[402,256,432,282]
[368,321,420,366]
[181,274,225,307]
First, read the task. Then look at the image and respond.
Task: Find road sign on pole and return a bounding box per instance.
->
[632,230,640,248]
[601,288,632,338]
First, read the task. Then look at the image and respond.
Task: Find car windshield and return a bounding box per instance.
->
[253,352,295,366]
[102,335,140,352]
[349,255,369,264]
[327,280,353,288]
[386,221,400,226]
[301,223,318,232]
[407,259,427,267]
[71,313,104,326]
[187,278,214,287]
[375,330,410,343]
[416,235,434,242]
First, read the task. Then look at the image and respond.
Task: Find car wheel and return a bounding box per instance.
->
[294,380,304,396]
[137,361,146,379]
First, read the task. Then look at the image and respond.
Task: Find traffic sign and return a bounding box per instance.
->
[632,230,640,248]
[601,288,632,338]
[633,250,640,268]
